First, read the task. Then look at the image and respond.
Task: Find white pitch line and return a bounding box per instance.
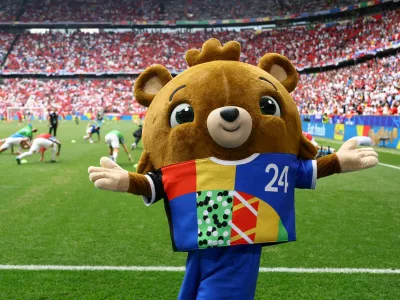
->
[0,265,399,274]
[0,265,185,272]
[379,163,400,170]
[259,267,400,274]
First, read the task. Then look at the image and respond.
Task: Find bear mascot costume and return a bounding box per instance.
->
[89,39,378,299]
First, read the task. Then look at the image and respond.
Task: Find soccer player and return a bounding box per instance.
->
[84,119,103,143]
[16,110,23,125]
[74,111,80,125]
[48,108,59,136]
[10,123,38,154]
[16,123,37,141]
[131,118,143,150]
[105,130,132,163]
[0,134,30,154]
[16,133,61,164]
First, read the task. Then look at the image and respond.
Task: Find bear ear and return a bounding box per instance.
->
[298,134,318,160]
[134,64,173,107]
[258,53,298,93]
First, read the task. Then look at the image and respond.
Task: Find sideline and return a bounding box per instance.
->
[0,265,399,274]
[378,163,400,170]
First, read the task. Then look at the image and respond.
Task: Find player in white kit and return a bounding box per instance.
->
[16,133,61,164]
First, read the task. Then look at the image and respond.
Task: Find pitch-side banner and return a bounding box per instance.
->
[302,122,400,149]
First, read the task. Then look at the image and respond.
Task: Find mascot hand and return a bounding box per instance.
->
[88,157,130,192]
[336,138,378,173]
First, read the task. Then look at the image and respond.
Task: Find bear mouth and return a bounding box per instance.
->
[222,126,241,132]
[207,106,252,148]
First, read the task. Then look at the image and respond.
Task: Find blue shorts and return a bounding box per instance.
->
[178,244,262,300]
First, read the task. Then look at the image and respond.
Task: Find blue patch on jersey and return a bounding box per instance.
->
[168,192,198,251]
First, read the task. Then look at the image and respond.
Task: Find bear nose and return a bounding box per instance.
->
[220,107,239,122]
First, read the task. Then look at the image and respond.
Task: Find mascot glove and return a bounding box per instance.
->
[88,157,130,192]
[336,137,378,173]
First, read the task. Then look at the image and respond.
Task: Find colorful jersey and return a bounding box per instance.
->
[36,133,58,143]
[143,153,316,252]
[89,124,100,134]
[36,133,52,139]
[35,133,58,152]
[108,130,124,143]
[15,124,33,139]
[11,133,25,138]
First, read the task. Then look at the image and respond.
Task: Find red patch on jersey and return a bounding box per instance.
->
[162,160,196,201]
[230,191,259,245]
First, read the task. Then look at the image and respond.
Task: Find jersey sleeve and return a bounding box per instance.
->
[296,159,317,190]
[142,171,165,206]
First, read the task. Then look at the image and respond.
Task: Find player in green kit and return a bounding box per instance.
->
[1,123,38,154]
[104,130,132,163]
[16,123,38,141]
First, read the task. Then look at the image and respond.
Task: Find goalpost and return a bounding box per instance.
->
[7,107,47,121]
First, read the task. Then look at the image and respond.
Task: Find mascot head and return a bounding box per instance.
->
[134,38,316,173]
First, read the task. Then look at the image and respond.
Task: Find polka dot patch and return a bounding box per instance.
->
[197,190,233,248]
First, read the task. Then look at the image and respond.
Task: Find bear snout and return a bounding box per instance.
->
[207,106,252,149]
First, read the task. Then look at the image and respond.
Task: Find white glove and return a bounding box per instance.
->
[88,157,130,192]
[336,137,378,173]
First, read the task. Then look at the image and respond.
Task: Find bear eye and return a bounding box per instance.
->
[259,96,281,117]
[170,103,194,128]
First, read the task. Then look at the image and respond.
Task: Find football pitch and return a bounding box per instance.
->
[0,121,399,299]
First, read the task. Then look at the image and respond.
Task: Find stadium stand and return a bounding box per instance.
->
[293,53,400,116]
[185,0,366,20]
[0,32,15,66]
[0,0,368,23]
[2,9,400,74]
[0,79,139,116]
[1,53,399,117]
[0,1,399,118]
[0,0,21,22]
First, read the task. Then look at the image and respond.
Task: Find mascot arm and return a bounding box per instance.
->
[316,137,378,179]
[88,157,151,197]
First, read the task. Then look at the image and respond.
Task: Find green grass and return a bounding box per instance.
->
[1,121,399,299]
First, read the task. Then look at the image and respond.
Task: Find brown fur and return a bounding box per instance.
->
[127,172,152,196]
[133,39,337,180]
[317,154,341,178]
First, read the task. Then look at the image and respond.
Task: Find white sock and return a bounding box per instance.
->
[51,145,57,160]
[113,152,118,163]
[18,151,32,159]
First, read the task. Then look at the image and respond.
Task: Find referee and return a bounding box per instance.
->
[48,108,59,136]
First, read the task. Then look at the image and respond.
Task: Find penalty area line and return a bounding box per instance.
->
[0,265,399,274]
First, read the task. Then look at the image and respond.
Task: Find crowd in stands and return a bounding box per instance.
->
[0,79,143,117]
[186,0,365,20]
[0,0,21,22]
[0,32,14,66]
[293,53,400,117]
[0,0,367,23]
[1,52,399,117]
[19,0,166,23]
[2,9,399,74]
